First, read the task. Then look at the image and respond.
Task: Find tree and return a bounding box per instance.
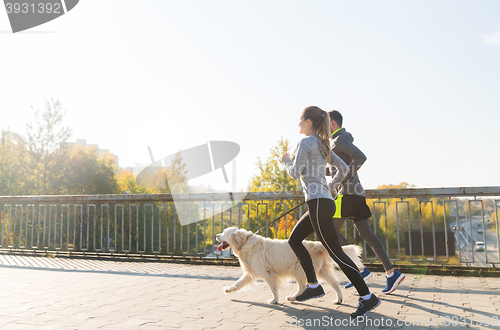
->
[377,182,416,189]
[135,152,190,194]
[117,170,153,194]
[0,129,37,195]
[26,98,72,194]
[51,145,119,195]
[490,204,499,224]
[248,137,298,193]
[161,152,190,194]
[247,137,302,238]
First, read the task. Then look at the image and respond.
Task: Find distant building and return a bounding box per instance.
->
[62,139,119,168]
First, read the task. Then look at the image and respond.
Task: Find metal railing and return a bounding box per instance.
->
[1,187,499,267]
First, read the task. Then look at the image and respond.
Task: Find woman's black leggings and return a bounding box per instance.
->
[288,198,370,296]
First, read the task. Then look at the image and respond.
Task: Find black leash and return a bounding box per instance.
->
[253,201,307,236]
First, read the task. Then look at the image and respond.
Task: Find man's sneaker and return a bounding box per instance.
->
[382,269,405,294]
[296,285,325,302]
[350,294,381,319]
[345,267,373,289]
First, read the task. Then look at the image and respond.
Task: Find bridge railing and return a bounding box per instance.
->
[1,187,499,266]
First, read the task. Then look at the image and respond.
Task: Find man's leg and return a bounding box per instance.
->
[333,217,350,245]
[354,219,393,272]
[354,219,405,294]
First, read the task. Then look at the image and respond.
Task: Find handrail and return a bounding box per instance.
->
[0,186,499,203]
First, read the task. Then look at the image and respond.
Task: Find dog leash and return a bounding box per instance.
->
[253,201,307,236]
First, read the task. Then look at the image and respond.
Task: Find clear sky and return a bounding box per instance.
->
[1,0,499,192]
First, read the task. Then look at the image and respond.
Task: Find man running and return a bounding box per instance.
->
[327,110,405,294]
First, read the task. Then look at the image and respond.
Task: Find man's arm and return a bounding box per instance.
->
[328,151,349,196]
[334,136,367,176]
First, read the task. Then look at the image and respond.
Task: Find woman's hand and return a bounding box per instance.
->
[281,153,291,163]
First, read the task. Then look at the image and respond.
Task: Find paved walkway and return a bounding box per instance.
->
[0,255,499,330]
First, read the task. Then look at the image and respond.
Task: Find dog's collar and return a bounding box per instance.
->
[238,233,253,249]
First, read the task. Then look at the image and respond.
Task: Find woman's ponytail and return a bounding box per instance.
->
[317,110,332,165]
[301,106,332,164]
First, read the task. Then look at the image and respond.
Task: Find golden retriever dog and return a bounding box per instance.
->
[216,227,363,304]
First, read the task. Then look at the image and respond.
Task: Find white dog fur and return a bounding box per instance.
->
[216,227,364,304]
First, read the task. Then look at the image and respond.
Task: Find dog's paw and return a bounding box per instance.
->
[268,298,278,304]
[286,295,296,302]
[332,298,342,305]
[223,286,233,294]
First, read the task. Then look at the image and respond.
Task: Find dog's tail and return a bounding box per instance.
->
[320,244,364,271]
[341,244,364,269]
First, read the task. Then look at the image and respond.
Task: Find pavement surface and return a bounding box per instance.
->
[0,254,499,330]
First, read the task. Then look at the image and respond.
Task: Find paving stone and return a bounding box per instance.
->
[0,256,499,329]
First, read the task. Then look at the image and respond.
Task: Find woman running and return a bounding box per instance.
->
[281,105,380,319]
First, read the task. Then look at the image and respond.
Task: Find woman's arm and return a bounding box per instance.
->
[283,140,309,180]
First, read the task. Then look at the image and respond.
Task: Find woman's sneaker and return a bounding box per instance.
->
[296,285,325,302]
[345,268,373,289]
[350,294,381,318]
[382,269,405,294]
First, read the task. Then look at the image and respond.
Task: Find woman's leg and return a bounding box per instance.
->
[307,198,370,297]
[288,210,317,284]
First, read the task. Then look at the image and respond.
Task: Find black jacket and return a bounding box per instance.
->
[327,128,367,196]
